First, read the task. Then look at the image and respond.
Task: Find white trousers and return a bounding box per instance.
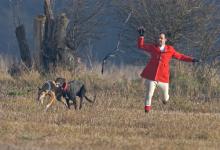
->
[144,79,169,106]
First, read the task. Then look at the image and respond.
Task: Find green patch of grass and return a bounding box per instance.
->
[7,91,25,96]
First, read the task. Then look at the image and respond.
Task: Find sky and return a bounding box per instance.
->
[0,0,143,65]
[0,0,220,65]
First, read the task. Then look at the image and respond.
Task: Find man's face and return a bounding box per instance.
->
[158,33,167,46]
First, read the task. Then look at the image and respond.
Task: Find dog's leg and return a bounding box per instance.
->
[46,98,54,111]
[40,98,44,104]
[60,98,68,108]
[39,93,46,104]
[79,97,83,109]
[65,98,71,109]
[72,98,77,110]
[45,92,56,111]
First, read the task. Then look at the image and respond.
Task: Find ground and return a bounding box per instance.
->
[0,87,219,150]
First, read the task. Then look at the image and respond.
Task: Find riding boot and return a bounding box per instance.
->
[145,105,151,113]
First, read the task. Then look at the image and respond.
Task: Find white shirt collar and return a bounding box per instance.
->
[159,45,165,52]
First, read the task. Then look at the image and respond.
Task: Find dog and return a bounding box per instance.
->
[55,77,96,110]
[37,80,67,111]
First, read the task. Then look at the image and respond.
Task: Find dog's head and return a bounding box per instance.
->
[55,77,66,87]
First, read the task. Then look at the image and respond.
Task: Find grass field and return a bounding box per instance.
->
[0,69,220,150]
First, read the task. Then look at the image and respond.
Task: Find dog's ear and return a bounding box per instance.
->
[55,77,61,83]
[38,87,41,91]
[55,78,59,83]
[55,77,66,85]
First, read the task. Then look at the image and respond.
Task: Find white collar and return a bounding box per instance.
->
[159,45,165,52]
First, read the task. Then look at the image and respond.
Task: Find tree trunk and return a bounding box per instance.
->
[33,15,46,65]
[44,0,54,43]
[41,0,75,71]
[42,0,55,71]
[44,0,54,20]
[54,13,69,49]
[15,24,32,68]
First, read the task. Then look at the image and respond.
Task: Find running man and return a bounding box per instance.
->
[137,26,200,113]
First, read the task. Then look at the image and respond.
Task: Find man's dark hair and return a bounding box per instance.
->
[159,31,171,38]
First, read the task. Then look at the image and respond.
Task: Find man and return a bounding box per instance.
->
[137,26,200,113]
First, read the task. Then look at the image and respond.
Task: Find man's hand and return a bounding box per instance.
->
[138,26,145,36]
[192,58,201,63]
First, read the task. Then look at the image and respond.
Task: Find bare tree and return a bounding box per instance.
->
[115,0,220,64]
[10,0,32,68]
[35,0,106,72]
[114,0,220,98]
[64,0,106,52]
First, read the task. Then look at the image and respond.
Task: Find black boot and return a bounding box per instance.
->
[162,100,168,105]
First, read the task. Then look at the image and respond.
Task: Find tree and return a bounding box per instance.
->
[115,0,220,98]
[10,0,32,68]
[34,0,106,72]
[64,0,106,52]
[115,0,220,64]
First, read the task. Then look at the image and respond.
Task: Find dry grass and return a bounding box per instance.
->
[0,65,220,150]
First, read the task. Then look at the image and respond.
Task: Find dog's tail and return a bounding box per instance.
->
[84,94,96,103]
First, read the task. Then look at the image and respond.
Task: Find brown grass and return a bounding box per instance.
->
[0,64,220,150]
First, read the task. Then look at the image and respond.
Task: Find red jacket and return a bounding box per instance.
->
[138,36,193,83]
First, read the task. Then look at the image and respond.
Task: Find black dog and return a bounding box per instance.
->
[55,77,96,109]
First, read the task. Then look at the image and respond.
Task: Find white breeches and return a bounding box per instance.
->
[144,79,169,106]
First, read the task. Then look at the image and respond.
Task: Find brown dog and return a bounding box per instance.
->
[37,80,67,111]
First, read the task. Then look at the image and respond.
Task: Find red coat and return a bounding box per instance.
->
[138,36,193,83]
